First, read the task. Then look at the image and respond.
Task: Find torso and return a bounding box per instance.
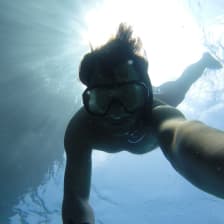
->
[68,99,164,154]
[91,121,158,154]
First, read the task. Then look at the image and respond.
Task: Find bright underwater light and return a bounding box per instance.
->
[82,0,204,85]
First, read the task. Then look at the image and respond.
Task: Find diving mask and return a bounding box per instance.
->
[82,81,149,116]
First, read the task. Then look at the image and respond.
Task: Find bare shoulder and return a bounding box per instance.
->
[151,99,185,129]
[64,106,95,149]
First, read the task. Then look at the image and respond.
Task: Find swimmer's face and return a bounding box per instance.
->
[84,60,149,125]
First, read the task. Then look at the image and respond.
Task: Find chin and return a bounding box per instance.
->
[109,119,127,126]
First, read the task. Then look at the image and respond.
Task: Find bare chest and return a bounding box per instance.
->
[90,121,158,154]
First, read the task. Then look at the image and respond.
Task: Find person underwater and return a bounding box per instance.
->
[62,23,223,224]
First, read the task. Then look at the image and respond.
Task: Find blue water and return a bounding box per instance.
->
[1,0,224,223]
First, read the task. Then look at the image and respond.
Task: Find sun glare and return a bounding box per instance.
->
[83,0,204,85]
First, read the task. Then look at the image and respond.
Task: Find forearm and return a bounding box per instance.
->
[160,119,224,198]
[62,172,95,224]
[62,147,94,224]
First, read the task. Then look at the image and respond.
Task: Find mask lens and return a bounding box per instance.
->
[83,82,147,115]
[83,87,111,115]
[117,83,146,112]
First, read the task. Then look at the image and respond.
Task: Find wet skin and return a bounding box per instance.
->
[63,59,224,224]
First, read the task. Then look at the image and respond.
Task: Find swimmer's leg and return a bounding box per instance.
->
[154,52,222,107]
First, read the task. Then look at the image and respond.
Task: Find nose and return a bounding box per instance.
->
[107,101,127,120]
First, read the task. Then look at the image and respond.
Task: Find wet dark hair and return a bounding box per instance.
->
[79,23,152,88]
[79,23,154,122]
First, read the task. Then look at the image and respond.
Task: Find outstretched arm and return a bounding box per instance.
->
[62,112,94,224]
[152,105,224,198]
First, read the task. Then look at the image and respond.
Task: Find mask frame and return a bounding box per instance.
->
[82,81,151,116]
